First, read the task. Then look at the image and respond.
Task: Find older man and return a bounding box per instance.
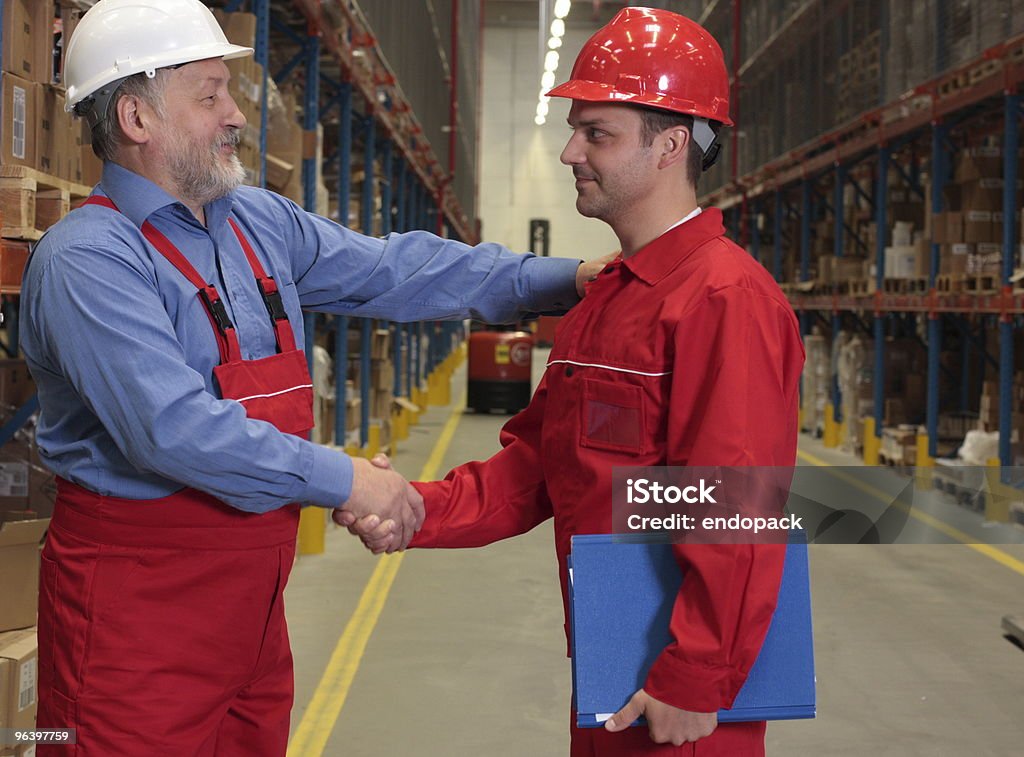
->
[23,1,603,754]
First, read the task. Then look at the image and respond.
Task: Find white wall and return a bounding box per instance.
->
[478,26,619,261]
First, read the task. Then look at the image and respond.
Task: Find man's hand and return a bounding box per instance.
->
[605,688,717,747]
[332,456,424,553]
[575,251,620,297]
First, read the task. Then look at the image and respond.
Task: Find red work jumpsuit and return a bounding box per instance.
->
[36,197,314,756]
[411,209,805,756]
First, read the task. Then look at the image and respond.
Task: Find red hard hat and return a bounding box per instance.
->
[547,7,733,126]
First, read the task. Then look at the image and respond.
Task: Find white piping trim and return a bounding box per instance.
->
[545,359,672,377]
[236,384,314,404]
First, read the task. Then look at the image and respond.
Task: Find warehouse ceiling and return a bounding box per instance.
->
[484,0,628,28]
[484,1,702,28]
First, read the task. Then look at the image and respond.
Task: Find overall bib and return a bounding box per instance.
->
[37,196,314,756]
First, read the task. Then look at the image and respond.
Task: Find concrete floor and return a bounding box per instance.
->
[285,351,1024,756]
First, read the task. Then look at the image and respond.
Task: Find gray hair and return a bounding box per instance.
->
[86,70,171,162]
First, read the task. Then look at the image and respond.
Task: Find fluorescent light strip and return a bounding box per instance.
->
[536,1,571,125]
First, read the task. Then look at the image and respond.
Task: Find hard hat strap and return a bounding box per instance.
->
[692,118,721,172]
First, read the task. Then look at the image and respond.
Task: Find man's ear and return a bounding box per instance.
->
[116,95,151,147]
[657,126,690,170]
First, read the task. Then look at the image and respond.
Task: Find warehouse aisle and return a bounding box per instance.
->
[286,348,1024,757]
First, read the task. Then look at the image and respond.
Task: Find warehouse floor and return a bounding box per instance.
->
[284,349,1024,757]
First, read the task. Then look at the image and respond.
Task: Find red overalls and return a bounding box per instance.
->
[37,196,314,756]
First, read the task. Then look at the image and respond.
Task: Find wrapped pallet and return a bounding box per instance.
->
[801,332,829,437]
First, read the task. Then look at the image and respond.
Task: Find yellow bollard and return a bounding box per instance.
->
[366,423,381,459]
[822,403,839,448]
[863,417,880,465]
[435,366,451,407]
[915,432,934,491]
[394,406,409,441]
[984,458,1010,523]
[427,371,445,406]
[297,507,325,555]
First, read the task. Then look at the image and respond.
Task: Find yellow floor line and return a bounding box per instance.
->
[287,391,467,757]
[797,449,1024,576]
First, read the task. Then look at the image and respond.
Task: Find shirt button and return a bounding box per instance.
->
[565,366,574,377]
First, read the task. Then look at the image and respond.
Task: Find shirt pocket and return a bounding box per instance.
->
[580,378,646,454]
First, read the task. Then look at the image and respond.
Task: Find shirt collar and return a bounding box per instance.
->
[621,207,726,286]
[98,161,236,232]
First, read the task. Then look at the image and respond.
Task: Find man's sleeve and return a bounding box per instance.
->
[274,194,581,323]
[410,375,554,548]
[24,238,351,513]
[643,286,804,713]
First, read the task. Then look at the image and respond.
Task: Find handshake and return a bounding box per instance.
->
[333,454,424,554]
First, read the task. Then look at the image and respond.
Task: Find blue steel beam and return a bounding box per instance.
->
[750,198,760,262]
[392,157,406,397]
[927,122,950,457]
[1000,92,1020,466]
[253,0,268,187]
[302,32,320,375]
[832,163,846,425]
[873,146,890,445]
[773,189,783,282]
[379,140,399,399]
[334,82,353,446]
[800,179,810,282]
[360,116,376,447]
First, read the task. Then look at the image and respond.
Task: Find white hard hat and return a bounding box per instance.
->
[65,0,253,120]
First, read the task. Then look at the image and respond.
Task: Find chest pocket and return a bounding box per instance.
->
[580,378,646,454]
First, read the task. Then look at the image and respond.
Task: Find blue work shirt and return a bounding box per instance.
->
[19,162,581,512]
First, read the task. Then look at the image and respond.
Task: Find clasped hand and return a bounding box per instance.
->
[332,454,423,554]
[605,688,717,747]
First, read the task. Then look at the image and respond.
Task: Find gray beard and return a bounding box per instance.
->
[168,131,246,208]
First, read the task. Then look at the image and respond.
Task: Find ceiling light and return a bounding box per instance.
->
[551,18,565,37]
[554,0,571,20]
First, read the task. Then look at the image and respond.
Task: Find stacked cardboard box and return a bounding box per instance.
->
[880,425,917,465]
[933,146,1015,276]
[212,11,265,187]
[0,629,38,749]
[800,333,829,435]
[976,376,1024,434]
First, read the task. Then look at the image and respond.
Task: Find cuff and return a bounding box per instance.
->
[301,443,354,507]
[644,651,746,713]
[523,256,582,313]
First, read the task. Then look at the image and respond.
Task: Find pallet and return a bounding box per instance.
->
[969,58,1002,85]
[882,277,929,294]
[965,274,998,293]
[937,71,970,99]
[936,273,967,293]
[0,165,92,241]
[848,277,875,295]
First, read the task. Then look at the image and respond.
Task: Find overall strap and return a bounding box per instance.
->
[81,195,243,364]
[227,218,298,353]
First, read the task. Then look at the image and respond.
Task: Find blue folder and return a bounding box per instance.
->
[569,531,815,728]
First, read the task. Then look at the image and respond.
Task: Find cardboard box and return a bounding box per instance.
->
[2,0,54,84]
[0,629,38,744]
[960,178,1004,212]
[213,10,258,49]
[35,84,75,181]
[0,520,47,633]
[0,361,35,410]
[954,146,1002,183]
[0,242,30,292]
[0,745,37,756]
[964,210,996,243]
[1,73,37,168]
